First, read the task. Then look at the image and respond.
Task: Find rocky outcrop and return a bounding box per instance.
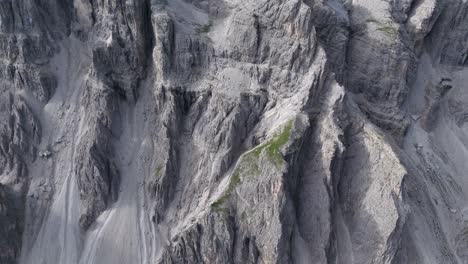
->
[72,0,154,230]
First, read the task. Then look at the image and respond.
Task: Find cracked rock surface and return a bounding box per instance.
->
[0,0,467,263]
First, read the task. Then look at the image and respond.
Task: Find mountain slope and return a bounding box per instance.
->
[0,0,467,263]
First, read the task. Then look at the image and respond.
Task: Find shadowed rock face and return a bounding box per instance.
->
[0,0,467,263]
[0,184,23,264]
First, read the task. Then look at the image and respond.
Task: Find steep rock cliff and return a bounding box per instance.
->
[0,0,467,263]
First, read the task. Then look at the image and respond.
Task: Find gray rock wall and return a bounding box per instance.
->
[0,0,467,263]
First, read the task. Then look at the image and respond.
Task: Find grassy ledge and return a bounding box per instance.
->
[377,24,398,37]
[248,120,294,166]
[211,120,294,211]
[154,165,163,177]
[211,171,240,211]
[366,18,398,38]
[197,21,212,34]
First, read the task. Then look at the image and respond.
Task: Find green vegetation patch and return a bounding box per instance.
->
[211,170,241,211]
[247,120,294,166]
[377,24,398,36]
[154,165,164,177]
[366,18,398,37]
[197,21,212,34]
[211,120,294,212]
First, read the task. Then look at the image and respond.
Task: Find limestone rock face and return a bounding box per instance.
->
[0,0,467,263]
